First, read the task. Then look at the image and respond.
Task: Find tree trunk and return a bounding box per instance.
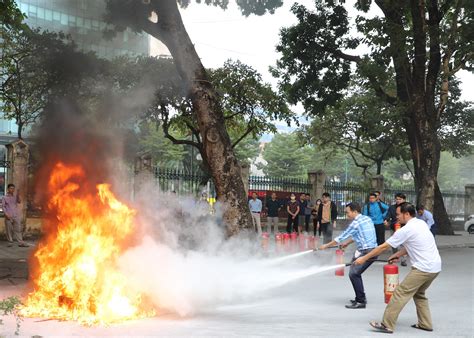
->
[434,181,454,235]
[405,105,454,234]
[145,0,252,235]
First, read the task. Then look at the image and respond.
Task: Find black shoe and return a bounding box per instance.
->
[345,302,366,309]
[349,299,368,305]
[401,259,407,267]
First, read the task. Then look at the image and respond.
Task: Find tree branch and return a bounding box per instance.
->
[231,125,256,149]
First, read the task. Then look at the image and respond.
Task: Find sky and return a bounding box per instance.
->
[150,0,473,135]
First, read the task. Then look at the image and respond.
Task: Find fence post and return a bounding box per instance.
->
[241,163,250,195]
[5,140,29,232]
[465,184,474,221]
[133,153,153,200]
[308,170,326,199]
[370,175,385,199]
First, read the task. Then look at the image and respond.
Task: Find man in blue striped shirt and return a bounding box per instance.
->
[319,202,378,309]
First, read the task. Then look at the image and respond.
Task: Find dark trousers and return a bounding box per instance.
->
[430,225,437,237]
[320,222,333,244]
[287,215,298,233]
[304,215,311,233]
[374,223,385,245]
[313,218,320,236]
[349,249,377,303]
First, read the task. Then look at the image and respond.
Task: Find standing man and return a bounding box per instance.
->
[416,205,436,237]
[297,193,307,234]
[286,193,300,233]
[317,192,338,244]
[2,184,28,247]
[363,193,389,245]
[355,202,442,334]
[319,202,378,309]
[304,193,313,234]
[385,193,407,266]
[266,192,282,234]
[249,192,263,235]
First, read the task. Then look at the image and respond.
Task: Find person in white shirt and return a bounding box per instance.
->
[416,205,436,237]
[248,192,263,235]
[354,202,441,334]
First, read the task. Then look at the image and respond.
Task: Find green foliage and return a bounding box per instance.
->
[0,0,27,30]
[438,152,474,191]
[0,296,23,335]
[0,27,105,138]
[260,133,312,179]
[232,134,260,166]
[210,60,294,140]
[301,83,408,175]
[137,122,186,167]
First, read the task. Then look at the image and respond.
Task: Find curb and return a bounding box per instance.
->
[437,244,474,249]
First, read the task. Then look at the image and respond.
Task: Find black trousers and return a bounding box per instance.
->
[305,215,311,233]
[374,223,385,245]
[287,215,298,233]
[313,218,320,236]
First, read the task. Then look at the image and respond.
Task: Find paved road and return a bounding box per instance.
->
[0,244,472,336]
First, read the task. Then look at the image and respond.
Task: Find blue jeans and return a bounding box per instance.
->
[349,248,377,304]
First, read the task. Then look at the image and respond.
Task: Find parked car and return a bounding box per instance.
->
[465,215,474,234]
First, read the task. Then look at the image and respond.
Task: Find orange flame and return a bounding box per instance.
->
[20,162,153,324]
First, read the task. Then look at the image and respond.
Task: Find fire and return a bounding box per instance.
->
[20,162,153,324]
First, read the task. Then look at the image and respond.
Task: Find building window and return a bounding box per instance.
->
[29,5,37,17]
[68,15,76,27]
[53,11,60,22]
[84,18,91,29]
[45,9,53,21]
[37,7,45,20]
[60,13,68,26]
[19,3,28,14]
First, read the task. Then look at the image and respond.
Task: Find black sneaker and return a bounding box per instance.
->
[345,302,366,309]
[349,299,368,305]
[401,258,407,267]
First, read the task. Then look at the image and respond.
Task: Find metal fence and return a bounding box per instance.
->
[154,168,215,197]
[249,176,312,193]
[152,169,468,219]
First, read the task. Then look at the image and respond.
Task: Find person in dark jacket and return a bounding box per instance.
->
[312,198,322,236]
[317,192,338,244]
[384,192,407,266]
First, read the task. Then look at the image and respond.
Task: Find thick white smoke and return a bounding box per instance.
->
[117,186,339,317]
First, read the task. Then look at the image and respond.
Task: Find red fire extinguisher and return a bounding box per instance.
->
[283,233,291,252]
[384,263,399,303]
[335,249,345,276]
[298,233,306,251]
[261,232,269,252]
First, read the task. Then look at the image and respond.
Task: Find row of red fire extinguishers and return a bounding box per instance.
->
[261,231,400,304]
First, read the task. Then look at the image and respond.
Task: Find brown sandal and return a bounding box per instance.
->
[411,324,433,332]
[370,321,393,334]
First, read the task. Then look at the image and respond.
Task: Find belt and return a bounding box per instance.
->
[252,211,261,213]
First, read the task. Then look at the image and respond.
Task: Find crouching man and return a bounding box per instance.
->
[354,202,441,334]
[319,202,378,309]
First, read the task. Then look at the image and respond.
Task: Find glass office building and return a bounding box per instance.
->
[15,0,150,59]
[0,1,151,140]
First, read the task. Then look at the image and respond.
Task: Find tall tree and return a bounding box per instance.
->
[301,84,409,176]
[273,0,473,234]
[1,29,102,138]
[104,1,284,235]
[260,133,312,179]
